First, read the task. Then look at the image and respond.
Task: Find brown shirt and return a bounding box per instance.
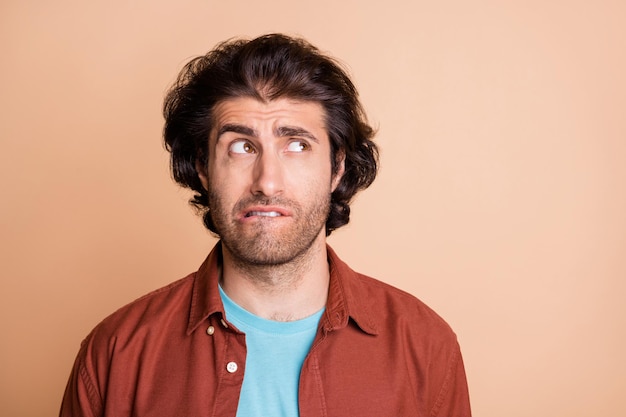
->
[60,244,471,417]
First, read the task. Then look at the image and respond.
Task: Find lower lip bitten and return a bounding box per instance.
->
[245,211,282,218]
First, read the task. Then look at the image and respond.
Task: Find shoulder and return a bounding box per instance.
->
[84,273,197,347]
[328,246,457,341]
[353,272,455,335]
[351,275,471,416]
[61,273,201,415]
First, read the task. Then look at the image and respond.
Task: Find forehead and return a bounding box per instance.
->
[211,97,328,135]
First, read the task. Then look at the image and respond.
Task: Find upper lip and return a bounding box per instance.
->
[239,205,291,219]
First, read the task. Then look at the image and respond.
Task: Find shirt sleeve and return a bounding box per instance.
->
[59,338,103,417]
[430,343,472,417]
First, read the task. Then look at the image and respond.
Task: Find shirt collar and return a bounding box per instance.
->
[187,242,379,336]
[187,243,225,335]
[321,245,379,335]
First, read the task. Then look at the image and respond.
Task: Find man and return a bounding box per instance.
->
[60,34,471,416]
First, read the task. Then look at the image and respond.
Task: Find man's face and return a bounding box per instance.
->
[198,97,344,266]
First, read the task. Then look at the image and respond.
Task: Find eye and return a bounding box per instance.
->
[229,140,256,154]
[286,140,310,153]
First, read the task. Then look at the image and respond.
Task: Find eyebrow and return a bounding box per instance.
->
[217,124,258,140]
[216,123,319,143]
[275,126,319,143]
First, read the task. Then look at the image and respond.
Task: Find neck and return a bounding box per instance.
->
[219,234,330,321]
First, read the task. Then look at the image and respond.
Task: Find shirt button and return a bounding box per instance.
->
[226,362,238,373]
[220,319,229,328]
[206,326,215,335]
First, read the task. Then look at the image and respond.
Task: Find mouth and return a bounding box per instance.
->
[244,211,282,218]
[239,204,291,221]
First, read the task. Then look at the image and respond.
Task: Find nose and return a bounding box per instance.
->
[250,150,284,197]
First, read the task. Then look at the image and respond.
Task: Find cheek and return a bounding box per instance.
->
[208,168,253,208]
[209,156,241,184]
[293,167,334,195]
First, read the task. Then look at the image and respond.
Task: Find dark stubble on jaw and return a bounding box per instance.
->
[207,190,331,271]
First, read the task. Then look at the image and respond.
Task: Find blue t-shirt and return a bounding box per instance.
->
[219,285,324,417]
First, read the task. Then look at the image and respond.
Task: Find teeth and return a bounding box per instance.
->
[247,211,281,217]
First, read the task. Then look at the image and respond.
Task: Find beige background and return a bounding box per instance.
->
[2,1,625,416]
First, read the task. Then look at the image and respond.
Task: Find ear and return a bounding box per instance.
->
[196,159,209,191]
[331,151,346,192]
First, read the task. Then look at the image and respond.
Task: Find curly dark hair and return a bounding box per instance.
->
[163,33,378,235]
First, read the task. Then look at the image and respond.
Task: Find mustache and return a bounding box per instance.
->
[233,196,300,213]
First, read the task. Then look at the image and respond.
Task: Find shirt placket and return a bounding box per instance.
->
[209,316,247,417]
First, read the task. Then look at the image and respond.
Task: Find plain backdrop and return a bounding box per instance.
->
[1,1,625,416]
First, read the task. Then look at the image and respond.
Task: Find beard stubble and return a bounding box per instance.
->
[208,190,331,268]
